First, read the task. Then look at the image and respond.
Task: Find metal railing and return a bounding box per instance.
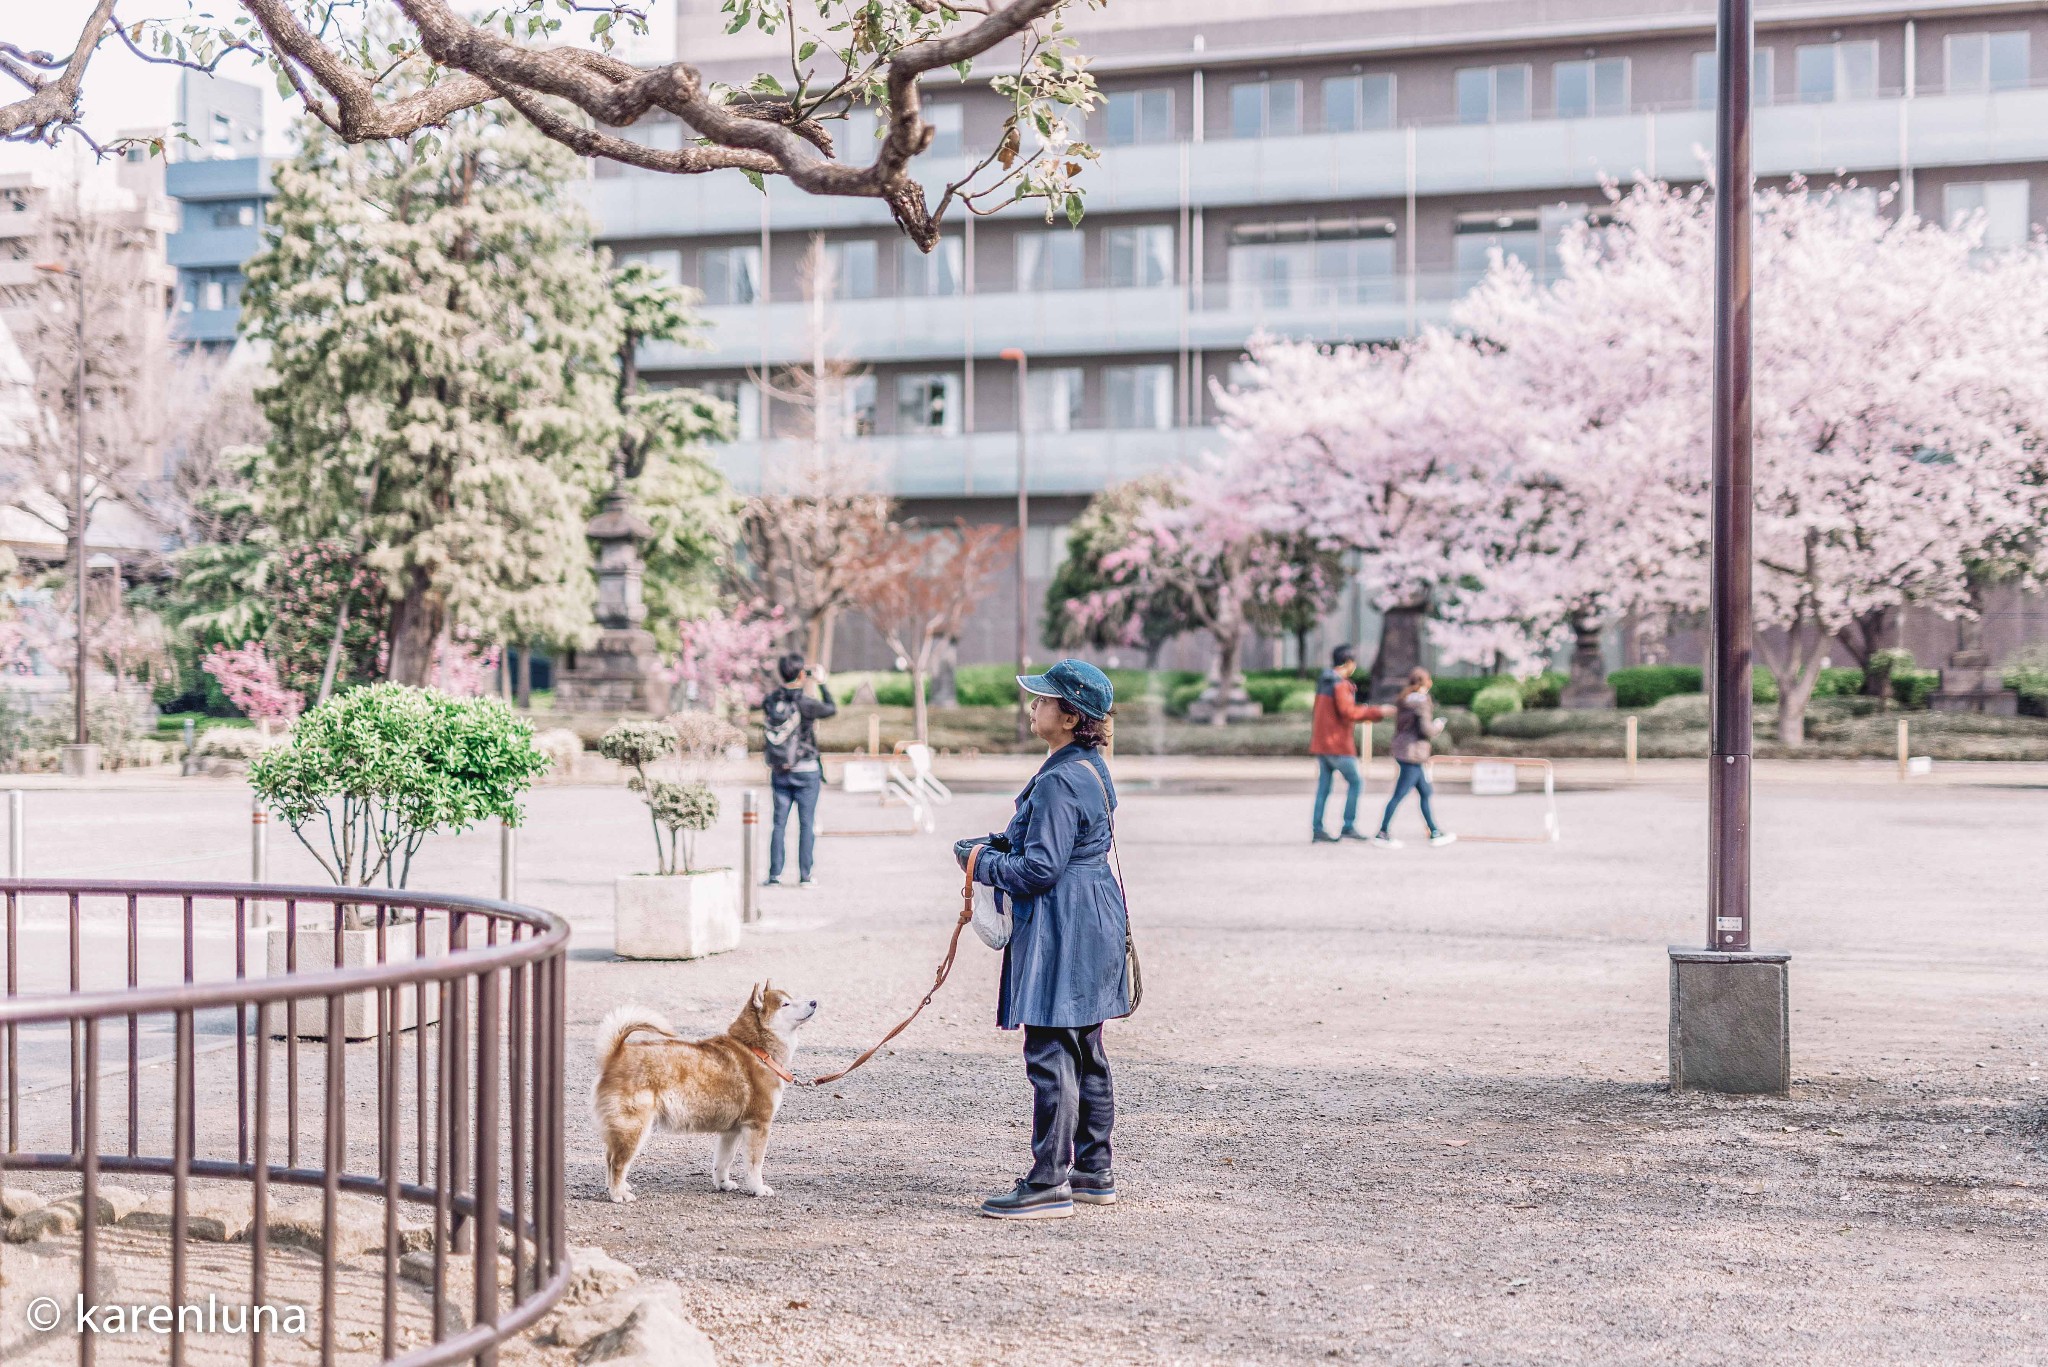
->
[0,880,569,1367]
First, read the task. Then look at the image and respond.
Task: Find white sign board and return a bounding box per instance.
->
[842,759,889,794]
[1470,761,1519,796]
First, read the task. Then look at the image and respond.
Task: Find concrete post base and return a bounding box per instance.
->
[1668,947,1791,1095]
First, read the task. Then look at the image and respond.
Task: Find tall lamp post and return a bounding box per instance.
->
[1000,348,1031,744]
[1667,0,1791,1096]
[35,261,90,754]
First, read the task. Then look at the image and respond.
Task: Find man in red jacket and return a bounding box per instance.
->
[1311,644,1390,843]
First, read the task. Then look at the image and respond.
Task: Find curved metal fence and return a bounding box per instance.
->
[0,880,569,1367]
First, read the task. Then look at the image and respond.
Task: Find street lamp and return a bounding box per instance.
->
[35,261,90,753]
[1000,348,1030,744]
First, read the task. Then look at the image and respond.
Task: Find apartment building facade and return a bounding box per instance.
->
[592,0,2048,668]
[162,73,272,350]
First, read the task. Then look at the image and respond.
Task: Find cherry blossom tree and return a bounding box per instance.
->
[851,521,1017,744]
[1086,460,1327,724]
[1468,182,2048,741]
[1212,333,1515,699]
[671,604,785,717]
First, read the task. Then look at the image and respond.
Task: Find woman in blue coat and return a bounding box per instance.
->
[954,659,1129,1221]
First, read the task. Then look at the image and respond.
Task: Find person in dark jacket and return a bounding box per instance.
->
[1374,666,1456,848]
[760,652,837,887]
[1310,644,1391,843]
[954,659,1128,1222]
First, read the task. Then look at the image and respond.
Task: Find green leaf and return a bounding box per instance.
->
[1065,193,1085,228]
[742,168,766,192]
[797,40,817,61]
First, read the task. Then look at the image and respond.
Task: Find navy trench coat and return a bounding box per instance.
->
[973,743,1130,1029]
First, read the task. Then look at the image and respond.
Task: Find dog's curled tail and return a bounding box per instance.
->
[594,1005,681,1071]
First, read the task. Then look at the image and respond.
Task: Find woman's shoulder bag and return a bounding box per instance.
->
[1075,757,1142,1017]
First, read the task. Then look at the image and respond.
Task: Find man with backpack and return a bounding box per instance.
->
[1311,644,1390,843]
[760,652,838,887]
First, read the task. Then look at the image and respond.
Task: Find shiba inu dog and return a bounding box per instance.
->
[593,983,818,1202]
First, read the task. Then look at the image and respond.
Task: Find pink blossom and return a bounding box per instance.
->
[670,604,784,709]
[203,643,305,723]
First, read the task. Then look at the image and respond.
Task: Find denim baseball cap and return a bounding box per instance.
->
[1017,659,1115,720]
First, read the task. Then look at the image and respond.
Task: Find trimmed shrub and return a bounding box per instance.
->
[1167,679,1208,716]
[1519,672,1567,709]
[1244,674,1306,715]
[1430,676,1492,708]
[1608,665,1703,709]
[1892,669,1939,710]
[1471,681,1523,732]
[1278,688,1317,714]
[1813,667,1868,698]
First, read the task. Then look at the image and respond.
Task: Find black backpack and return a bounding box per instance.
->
[761,690,806,771]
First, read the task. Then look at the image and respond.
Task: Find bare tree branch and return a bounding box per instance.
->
[3,0,1090,247]
[0,0,118,142]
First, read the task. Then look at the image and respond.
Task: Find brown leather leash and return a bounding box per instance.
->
[803,847,980,1087]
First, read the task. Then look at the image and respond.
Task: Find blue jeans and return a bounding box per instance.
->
[769,770,821,881]
[1377,760,1440,836]
[1312,755,1363,833]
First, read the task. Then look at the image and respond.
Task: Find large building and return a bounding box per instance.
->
[594,0,2048,669]
[162,73,271,351]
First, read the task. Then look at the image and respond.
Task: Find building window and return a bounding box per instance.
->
[698,245,760,305]
[896,372,961,435]
[618,249,684,287]
[1016,229,1085,290]
[1025,367,1084,432]
[899,235,965,296]
[1103,88,1174,146]
[1105,225,1174,288]
[1795,41,1879,103]
[1455,213,1541,288]
[1455,65,1532,124]
[1228,218,1395,308]
[1693,49,1776,108]
[922,103,964,158]
[1230,80,1303,138]
[701,379,763,441]
[1945,181,2031,250]
[822,239,878,299]
[1553,58,1629,117]
[211,112,233,153]
[1454,206,1600,289]
[1945,31,2029,93]
[1104,365,1173,430]
[819,372,877,438]
[1322,74,1395,132]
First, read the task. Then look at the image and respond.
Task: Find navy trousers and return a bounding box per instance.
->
[1023,1024,1114,1188]
[768,770,821,881]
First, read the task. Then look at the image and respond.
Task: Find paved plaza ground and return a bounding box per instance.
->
[8,758,2047,1364]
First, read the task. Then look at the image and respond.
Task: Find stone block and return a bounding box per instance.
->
[0,1188,46,1220]
[264,912,446,1040]
[1668,948,1791,1095]
[124,1188,254,1243]
[266,1193,387,1260]
[614,871,741,960]
[560,1244,641,1308]
[576,1283,717,1367]
[4,1185,145,1242]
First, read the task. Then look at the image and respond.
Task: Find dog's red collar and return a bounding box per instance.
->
[749,1046,796,1084]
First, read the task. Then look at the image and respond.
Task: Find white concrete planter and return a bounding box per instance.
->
[613,870,742,961]
[265,911,448,1041]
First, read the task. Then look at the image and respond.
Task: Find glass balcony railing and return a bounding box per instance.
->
[588,85,2048,240]
[705,426,1225,497]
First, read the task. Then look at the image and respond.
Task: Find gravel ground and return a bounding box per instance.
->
[7,762,2045,1364]
[553,765,2048,1367]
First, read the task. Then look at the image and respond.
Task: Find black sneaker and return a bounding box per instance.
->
[978,1180,1074,1221]
[1311,830,1340,844]
[1339,828,1371,842]
[1069,1171,1117,1206]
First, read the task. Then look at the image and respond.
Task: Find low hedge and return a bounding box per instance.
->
[1608,665,1704,709]
[1471,681,1523,732]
